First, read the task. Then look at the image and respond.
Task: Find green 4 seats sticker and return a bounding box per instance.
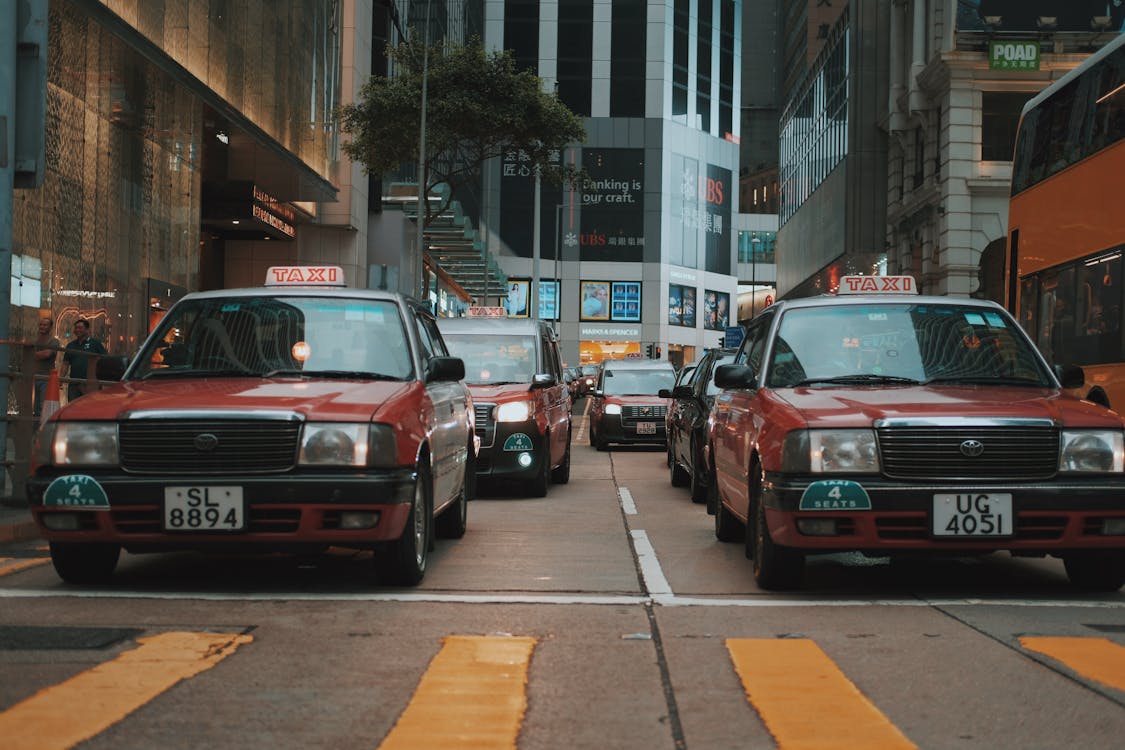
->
[43,475,110,509]
[799,480,872,511]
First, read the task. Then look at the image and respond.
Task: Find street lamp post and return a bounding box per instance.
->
[750,233,761,318]
[413,0,433,300]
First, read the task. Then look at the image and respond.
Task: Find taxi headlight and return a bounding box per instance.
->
[1059,430,1124,473]
[45,423,119,466]
[604,403,623,415]
[300,424,371,467]
[783,429,879,474]
[496,401,532,423]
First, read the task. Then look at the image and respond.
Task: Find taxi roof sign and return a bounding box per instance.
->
[265,266,346,287]
[466,306,507,317]
[838,275,917,295]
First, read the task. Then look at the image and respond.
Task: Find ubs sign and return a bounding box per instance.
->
[989,41,1040,70]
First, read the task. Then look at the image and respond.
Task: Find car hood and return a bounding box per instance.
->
[603,395,672,405]
[466,383,532,401]
[775,385,1125,429]
[51,378,417,423]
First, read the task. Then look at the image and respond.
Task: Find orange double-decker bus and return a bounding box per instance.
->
[1006,32,1125,408]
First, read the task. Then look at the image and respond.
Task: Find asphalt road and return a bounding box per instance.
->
[1,401,1124,749]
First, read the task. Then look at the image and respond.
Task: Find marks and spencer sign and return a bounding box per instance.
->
[989,41,1039,70]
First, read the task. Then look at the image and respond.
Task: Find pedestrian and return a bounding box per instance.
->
[61,318,108,402]
[32,317,61,417]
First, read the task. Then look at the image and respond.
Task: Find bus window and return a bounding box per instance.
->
[1038,267,1076,365]
[1019,275,1038,339]
[1074,251,1123,365]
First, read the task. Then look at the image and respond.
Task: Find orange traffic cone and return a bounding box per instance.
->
[40,369,60,426]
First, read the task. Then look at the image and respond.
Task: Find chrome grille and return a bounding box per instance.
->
[119,420,301,474]
[877,426,1059,481]
[474,403,496,448]
[623,404,667,420]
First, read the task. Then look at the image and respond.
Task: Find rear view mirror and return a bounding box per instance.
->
[427,356,465,383]
[96,355,129,381]
[657,388,673,399]
[531,373,557,389]
[714,364,756,390]
[1054,364,1085,390]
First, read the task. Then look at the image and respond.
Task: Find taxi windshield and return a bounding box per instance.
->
[766,303,1051,388]
[602,368,676,396]
[130,296,413,380]
[443,334,537,385]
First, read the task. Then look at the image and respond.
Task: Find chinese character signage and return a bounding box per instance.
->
[989,41,1039,70]
[670,155,732,275]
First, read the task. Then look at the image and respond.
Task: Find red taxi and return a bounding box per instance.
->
[707,276,1125,591]
[27,267,475,587]
[589,359,677,450]
[437,314,571,496]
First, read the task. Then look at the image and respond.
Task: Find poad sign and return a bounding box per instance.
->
[989,41,1040,70]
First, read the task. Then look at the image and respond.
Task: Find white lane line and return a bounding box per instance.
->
[619,487,637,515]
[2,588,1124,608]
[630,530,673,596]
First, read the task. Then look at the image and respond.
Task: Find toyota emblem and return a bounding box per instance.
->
[959,439,984,458]
[194,433,219,452]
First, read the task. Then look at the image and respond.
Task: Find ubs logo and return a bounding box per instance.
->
[959,439,984,458]
[194,433,219,452]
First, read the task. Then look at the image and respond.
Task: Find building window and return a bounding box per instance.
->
[719,0,736,136]
[504,0,539,73]
[610,0,646,117]
[913,126,925,189]
[558,0,593,116]
[982,91,1033,162]
[697,0,713,132]
[672,0,689,118]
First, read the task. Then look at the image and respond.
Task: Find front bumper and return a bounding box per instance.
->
[476,420,547,480]
[26,469,417,549]
[761,473,1125,553]
[594,415,667,445]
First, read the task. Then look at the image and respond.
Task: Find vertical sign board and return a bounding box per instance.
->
[579,149,645,263]
[14,0,48,188]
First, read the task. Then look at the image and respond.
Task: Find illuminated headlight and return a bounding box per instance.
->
[44,423,119,466]
[299,424,397,467]
[783,429,879,473]
[496,401,532,423]
[1059,430,1124,473]
[604,404,623,415]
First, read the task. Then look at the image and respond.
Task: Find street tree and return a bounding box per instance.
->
[338,36,587,228]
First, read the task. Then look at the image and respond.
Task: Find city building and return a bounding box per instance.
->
[452,0,743,369]
[884,0,1124,299]
[775,0,889,299]
[10,0,344,364]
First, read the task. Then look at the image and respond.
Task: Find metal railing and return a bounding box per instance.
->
[1,341,115,507]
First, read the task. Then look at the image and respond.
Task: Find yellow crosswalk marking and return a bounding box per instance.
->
[0,631,252,750]
[727,638,917,750]
[1020,636,1125,692]
[0,557,50,577]
[378,635,537,750]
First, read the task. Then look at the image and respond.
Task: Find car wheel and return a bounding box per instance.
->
[436,439,472,539]
[750,459,804,590]
[526,433,551,498]
[49,542,120,584]
[551,428,572,484]
[375,459,432,585]
[1063,551,1125,591]
[688,438,708,504]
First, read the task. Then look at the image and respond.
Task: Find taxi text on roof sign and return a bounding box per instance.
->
[838,275,918,295]
[466,306,507,317]
[265,266,346,287]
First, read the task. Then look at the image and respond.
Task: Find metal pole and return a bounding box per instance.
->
[0,2,17,488]
[413,0,433,300]
[532,171,541,320]
[554,203,561,334]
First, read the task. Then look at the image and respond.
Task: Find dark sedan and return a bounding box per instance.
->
[662,347,738,503]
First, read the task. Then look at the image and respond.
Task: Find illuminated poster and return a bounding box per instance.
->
[504,280,530,317]
[611,282,641,322]
[504,279,560,319]
[580,281,611,321]
[703,289,731,330]
[538,280,559,321]
[578,149,645,263]
[669,284,697,328]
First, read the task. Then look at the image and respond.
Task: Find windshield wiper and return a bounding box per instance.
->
[922,375,1045,386]
[263,369,401,380]
[792,374,922,386]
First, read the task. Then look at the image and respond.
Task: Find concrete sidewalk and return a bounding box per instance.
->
[0,505,39,543]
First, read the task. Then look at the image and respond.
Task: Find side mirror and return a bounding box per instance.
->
[531,373,557,389]
[426,356,465,383]
[1054,363,1085,390]
[657,388,673,399]
[96,355,129,381]
[714,363,756,390]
